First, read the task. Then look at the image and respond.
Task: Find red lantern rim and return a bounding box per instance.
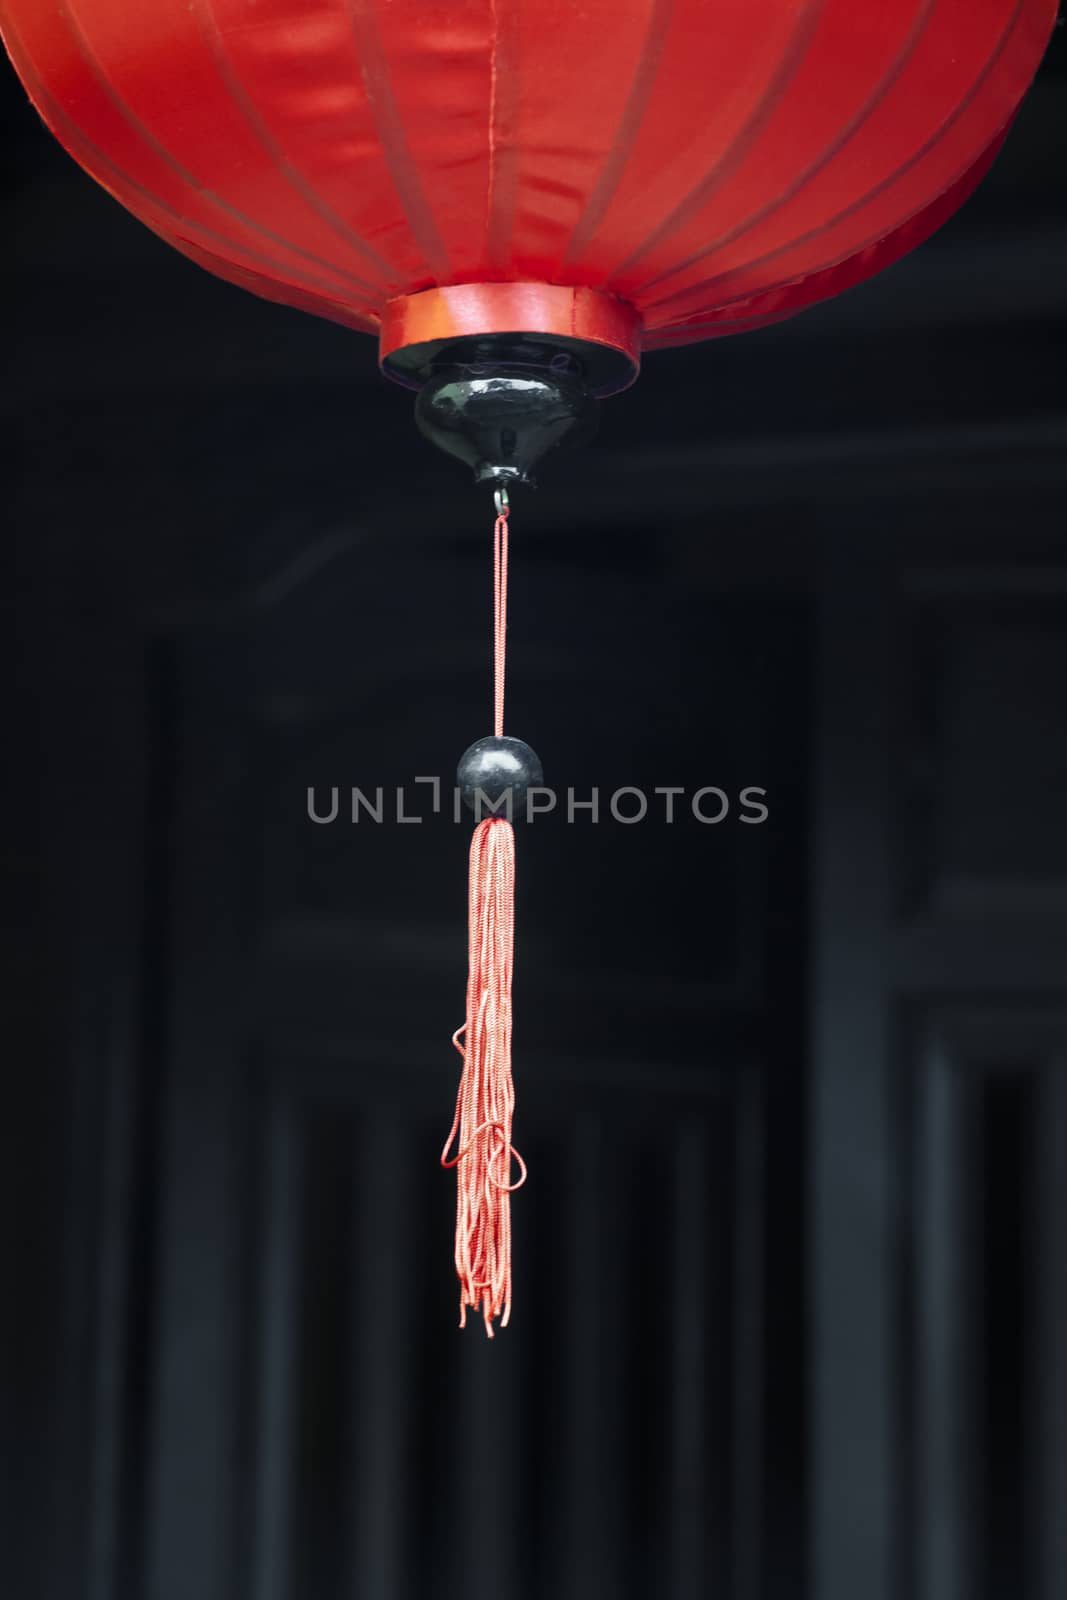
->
[380,283,642,396]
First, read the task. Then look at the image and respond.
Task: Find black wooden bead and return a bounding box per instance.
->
[457,735,544,819]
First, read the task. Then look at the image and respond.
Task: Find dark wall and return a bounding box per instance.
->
[3,30,1067,1600]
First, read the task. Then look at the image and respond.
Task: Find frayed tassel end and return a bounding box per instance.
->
[440,816,527,1335]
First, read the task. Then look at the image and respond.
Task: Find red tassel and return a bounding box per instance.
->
[441,815,526,1335]
[440,495,529,1335]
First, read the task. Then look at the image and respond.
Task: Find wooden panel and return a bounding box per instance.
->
[225,1046,759,1600]
[810,531,896,1600]
[248,1094,301,1600]
[1038,1062,1067,1600]
[900,1010,1067,1600]
[911,1031,971,1600]
[895,575,1067,925]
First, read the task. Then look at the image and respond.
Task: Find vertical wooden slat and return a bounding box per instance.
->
[810,530,895,1600]
[145,641,248,1600]
[1039,1059,1067,1600]
[453,1309,522,1595]
[85,978,140,1600]
[251,1095,302,1600]
[733,1070,766,1600]
[915,1038,967,1600]
[32,597,150,1600]
[349,1112,415,1600]
[597,1127,626,1600]
[452,1308,523,1594]
[669,1120,709,1600]
[557,1114,611,1600]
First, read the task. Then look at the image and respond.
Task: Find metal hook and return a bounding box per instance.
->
[494,483,509,516]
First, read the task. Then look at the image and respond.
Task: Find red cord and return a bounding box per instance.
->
[441,497,526,1335]
[493,504,508,738]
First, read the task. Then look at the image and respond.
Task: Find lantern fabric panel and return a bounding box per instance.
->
[0,0,1056,349]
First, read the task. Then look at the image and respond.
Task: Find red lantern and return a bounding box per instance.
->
[0,0,1055,402]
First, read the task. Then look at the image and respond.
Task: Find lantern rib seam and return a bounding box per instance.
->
[347,0,452,286]
[559,0,675,272]
[486,0,499,264]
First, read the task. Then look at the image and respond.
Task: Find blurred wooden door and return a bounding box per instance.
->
[17,508,1067,1600]
[127,524,809,1600]
[811,524,1067,1600]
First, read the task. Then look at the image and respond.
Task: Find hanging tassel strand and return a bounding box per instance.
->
[440,814,525,1333]
[442,484,532,1336]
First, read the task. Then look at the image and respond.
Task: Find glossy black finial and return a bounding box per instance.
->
[413,337,598,488]
[457,735,544,819]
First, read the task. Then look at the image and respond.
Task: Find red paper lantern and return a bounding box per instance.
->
[0,0,1056,395]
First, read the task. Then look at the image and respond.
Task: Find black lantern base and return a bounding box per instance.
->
[407,335,604,488]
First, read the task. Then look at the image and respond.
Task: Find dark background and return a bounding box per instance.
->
[3,27,1067,1600]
